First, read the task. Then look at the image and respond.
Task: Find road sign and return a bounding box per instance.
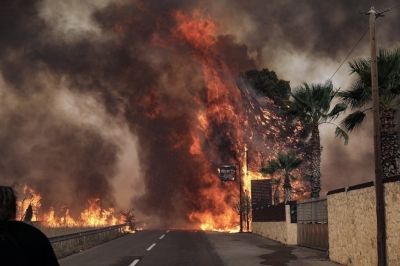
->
[218,165,236,181]
[251,180,272,208]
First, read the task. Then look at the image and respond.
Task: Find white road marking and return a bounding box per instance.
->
[129,259,140,266]
[146,243,157,251]
[166,230,170,233]
[159,234,166,239]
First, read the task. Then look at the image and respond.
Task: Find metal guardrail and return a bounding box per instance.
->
[49,224,127,243]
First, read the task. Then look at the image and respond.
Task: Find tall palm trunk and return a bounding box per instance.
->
[273,178,281,205]
[283,172,291,203]
[310,124,322,198]
[381,108,400,178]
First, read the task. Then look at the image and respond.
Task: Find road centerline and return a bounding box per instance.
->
[146,243,157,251]
[129,259,140,266]
[159,234,166,239]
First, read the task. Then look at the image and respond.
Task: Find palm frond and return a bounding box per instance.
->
[290,81,338,124]
[344,48,400,112]
[378,49,400,87]
[260,160,280,175]
[349,58,370,78]
[341,111,367,131]
[335,126,349,145]
[311,81,334,114]
[276,150,302,172]
[338,82,371,109]
[328,103,347,119]
[261,150,302,177]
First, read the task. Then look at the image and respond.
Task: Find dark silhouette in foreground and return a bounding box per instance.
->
[0,186,59,266]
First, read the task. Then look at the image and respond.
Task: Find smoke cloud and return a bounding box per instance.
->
[0,0,398,226]
[211,0,399,192]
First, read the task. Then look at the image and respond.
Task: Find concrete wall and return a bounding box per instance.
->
[285,205,298,245]
[327,181,400,266]
[252,221,287,243]
[252,205,297,245]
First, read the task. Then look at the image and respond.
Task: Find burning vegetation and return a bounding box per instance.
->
[1,1,311,232]
[17,186,126,227]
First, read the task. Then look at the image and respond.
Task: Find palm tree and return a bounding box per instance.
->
[261,150,302,204]
[289,81,348,198]
[339,49,400,178]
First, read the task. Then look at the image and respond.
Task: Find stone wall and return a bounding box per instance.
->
[327,180,400,266]
[252,205,297,245]
[385,181,400,266]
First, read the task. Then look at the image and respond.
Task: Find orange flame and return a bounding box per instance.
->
[172,10,309,232]
[17,186,125,228]
[174,10,217,50]
[173,10,246,232]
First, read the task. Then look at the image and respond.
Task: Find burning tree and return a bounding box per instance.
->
[240,69,310,199]
[244,69,291,107]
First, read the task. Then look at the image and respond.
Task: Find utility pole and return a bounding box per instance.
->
[239,161,243,233]
[368,6,387,266]
[238,145,248,233]
[244,145,249,232]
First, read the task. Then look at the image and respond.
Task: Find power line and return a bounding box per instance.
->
[386,3,400,11]
[329,3,399,82]
[328,28,368,81]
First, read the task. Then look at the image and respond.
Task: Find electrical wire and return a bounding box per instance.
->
[328,29,368,81]
[329,3,400,81]
[387,3,400,10]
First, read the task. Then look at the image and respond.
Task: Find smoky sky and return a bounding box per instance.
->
[0,0,398,225]
[226,0,399,55]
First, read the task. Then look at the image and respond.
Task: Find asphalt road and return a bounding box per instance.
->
[59,230,224,266]
[59,230,338,266]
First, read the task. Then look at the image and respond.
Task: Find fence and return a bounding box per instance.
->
[297,198,328,250]
[252,203,286,222]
